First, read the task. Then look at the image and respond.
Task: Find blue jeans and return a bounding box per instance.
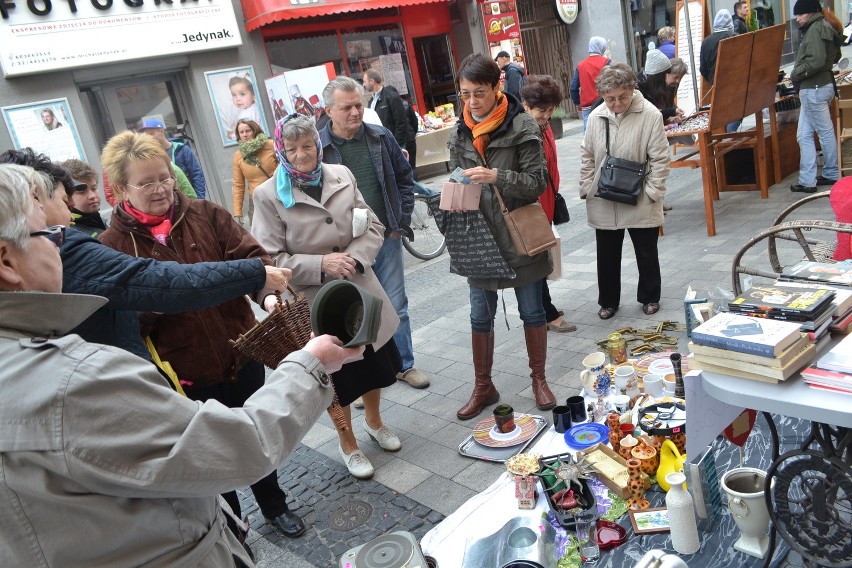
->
[373,236,414,371]
[582,108,592,133]
[469,281,546,333]
[798,84,839,186]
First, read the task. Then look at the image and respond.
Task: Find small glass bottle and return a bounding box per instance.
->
[607,333,627,365]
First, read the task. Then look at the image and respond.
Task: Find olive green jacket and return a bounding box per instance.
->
[791,13,843,89]
[448,96,551,291]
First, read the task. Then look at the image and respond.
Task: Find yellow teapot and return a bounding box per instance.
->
[657,439,687,492]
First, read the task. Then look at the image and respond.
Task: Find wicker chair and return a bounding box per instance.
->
[766,191,837,273]
[732,220,852,295]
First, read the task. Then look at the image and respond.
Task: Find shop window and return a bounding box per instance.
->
[267,31,346,77]
[341,24,416,100]
[629,0,677,71]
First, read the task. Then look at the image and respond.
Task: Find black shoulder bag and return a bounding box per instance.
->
[595,118,648,206]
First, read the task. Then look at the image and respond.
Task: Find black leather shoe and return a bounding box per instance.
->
[816,176,838,187]
[790,184,817,193]
[266,510,306,538]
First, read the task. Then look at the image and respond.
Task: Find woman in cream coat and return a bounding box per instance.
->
[251,114,401,480]
[579,63,670,320]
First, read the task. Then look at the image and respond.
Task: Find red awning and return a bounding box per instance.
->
[243,0,449,30]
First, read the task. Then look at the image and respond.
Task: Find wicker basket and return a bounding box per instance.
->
[231,286,347,431]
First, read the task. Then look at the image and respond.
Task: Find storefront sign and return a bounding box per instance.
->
[0,0,242,77]
[481,1,521,43]
[555,0,579,24]
[2,98,86,161]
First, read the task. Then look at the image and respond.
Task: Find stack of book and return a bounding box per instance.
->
[687,312,815,383]
[776,280,852,335]
[802,335,852,394]
[728,284,835,342]
[779,260,852,288]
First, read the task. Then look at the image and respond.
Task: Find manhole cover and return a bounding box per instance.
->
[328,500,373,531]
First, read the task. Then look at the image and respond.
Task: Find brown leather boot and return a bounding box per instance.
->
[525,325,555,410]
[457,331,499,420]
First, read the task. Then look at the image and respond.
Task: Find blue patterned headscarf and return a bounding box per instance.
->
[273,113,324,208]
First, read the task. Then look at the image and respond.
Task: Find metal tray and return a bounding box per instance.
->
[458,414,548,462]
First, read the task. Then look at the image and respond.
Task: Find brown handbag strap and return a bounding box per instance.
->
[491,184,511,214]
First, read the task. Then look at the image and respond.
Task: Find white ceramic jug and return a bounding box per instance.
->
[580,351,609,395]
[721,467,771,558]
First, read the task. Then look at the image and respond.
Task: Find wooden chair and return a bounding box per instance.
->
[731,219,852,295]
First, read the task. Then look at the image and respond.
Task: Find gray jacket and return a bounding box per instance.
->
[0,292,333,567]
[448,96,551,290]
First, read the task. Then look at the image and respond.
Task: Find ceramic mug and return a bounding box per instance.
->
[662,374,676,396]
[644,373,664,397]
[613,394,631,413]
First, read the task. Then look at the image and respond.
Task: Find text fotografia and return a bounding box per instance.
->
[182,28,230,42]
[0,0,213,20]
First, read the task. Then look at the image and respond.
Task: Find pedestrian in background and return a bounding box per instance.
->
[495,50,526,101]
[657,27,677,58]
[232,118,277,225]
[520,74,577,334]
[733,1,749,34]
[790,0,844,193]
[569,37,611,132]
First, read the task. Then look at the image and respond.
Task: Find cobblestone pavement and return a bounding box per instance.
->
[248,117,825,567]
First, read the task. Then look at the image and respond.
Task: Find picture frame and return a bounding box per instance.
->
[1,97,86,162]
[204,65,269,147]
[629,507,671,534]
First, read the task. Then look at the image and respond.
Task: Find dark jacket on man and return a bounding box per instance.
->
[733,14,748,34]
[501,63,526,100]
[699,29,734,85]
[61,227,266,361]
[70,208,107,238]
[791,13,844,89]
[320,122,415,238]
[369,85,411,148]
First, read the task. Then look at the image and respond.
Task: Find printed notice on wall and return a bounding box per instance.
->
[0,0,241,77]
[676,0,705,117]
[380,53,409,96]
[2,98,86,162]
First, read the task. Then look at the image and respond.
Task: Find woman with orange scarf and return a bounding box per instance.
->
[448,53,556,421]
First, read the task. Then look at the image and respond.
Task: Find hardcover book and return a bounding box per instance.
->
[780,260,852,287]
[688,342,816,382]
[729,285,834,321]
[816,334,852,374]
[774,280,852,317]
[688,334,808,367]
[802,366,852,394]
[691,313,802,357]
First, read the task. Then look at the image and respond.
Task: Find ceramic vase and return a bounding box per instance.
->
[607,413,622,449]
[619,434,639,461]
[632,442,659,477]
[721,467,771,558]
[627,458,650,510]
[670,431,686,455]
[665,472,700,554]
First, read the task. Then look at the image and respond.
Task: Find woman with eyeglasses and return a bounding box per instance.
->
[98,131,310,540]
[580,63,670,320]
[448,53,557,420]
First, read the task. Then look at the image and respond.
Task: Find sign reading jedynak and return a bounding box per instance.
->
[0,0,242,77]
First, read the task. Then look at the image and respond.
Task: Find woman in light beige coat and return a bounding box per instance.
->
[579,63,670,320]
[251,114,401,481]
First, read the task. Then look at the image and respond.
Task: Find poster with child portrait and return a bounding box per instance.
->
[204,66,269,147]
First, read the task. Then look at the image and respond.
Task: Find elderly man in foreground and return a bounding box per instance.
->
[0,163,362,566]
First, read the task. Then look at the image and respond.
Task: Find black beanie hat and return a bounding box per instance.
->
[793,0,821,15]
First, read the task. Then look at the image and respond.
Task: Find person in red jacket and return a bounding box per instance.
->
[569,36,611,132]
[522,75,577,333]
[831,177,852,260]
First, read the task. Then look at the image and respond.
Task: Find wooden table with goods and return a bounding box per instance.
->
[666,24,787,237]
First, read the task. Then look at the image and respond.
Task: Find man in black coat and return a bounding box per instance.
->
[363,69,411,149]
[495,51,526,100]
[732,2,749,34]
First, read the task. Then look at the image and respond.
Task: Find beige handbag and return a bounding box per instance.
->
[492,185,557,257]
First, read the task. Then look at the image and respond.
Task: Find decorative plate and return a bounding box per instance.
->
[635,351,689,378]
[564,422,610,451]
[473,413,539,448]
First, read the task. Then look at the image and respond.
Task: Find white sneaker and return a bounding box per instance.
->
[396,368,430,389]
[338,445,374,479]
[352,397,365,409]
[364,422,402,452]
